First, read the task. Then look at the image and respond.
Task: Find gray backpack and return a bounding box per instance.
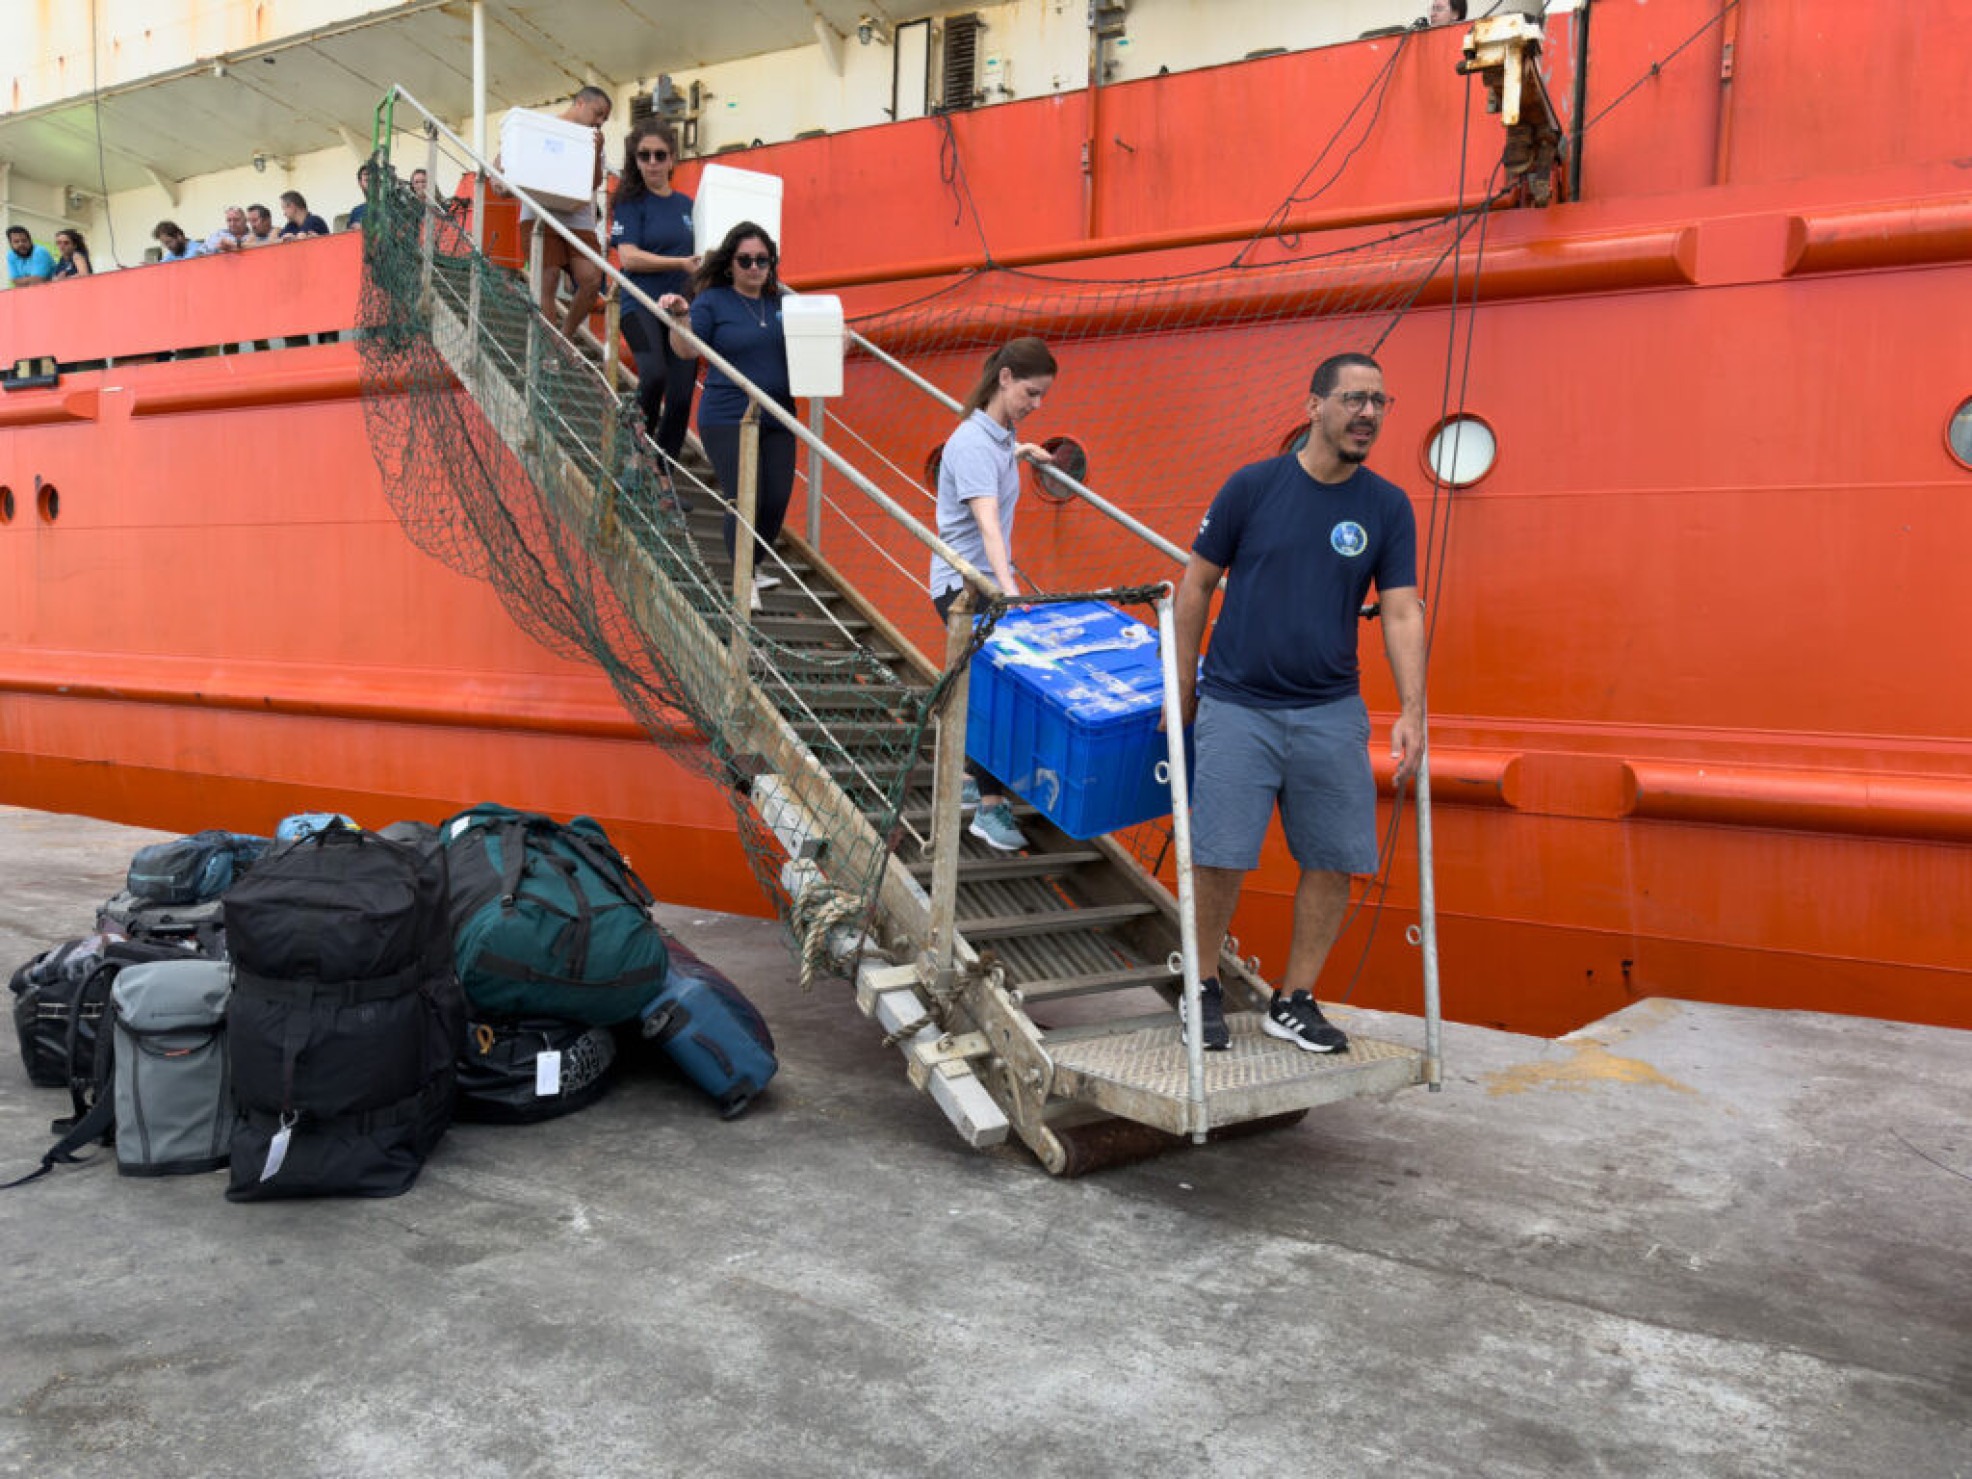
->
[109,960,234,1177]
[5,958,233,1188]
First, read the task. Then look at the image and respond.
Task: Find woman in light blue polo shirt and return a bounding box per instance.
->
[928,336,1059,853]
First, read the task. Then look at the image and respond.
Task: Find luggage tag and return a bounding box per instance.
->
[261,1110,299,1182]
[535,1049,563,1097]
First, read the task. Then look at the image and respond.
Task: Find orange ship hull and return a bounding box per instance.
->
[4,2,1968,1035]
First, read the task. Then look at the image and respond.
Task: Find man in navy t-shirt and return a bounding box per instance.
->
[1172,351,1425,1055]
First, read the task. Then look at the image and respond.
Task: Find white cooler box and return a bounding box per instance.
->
[782,295,845,398]
[694,163,784,255]
[499,109,596,215]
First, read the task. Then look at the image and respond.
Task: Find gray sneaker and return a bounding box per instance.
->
[959,777,981,813]
[967,800,1028,853]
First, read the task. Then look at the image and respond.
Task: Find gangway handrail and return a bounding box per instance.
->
[835,324,1192,567]
[372,85,1003,606]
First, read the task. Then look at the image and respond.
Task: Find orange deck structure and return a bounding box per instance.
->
[3,2,1968,1036]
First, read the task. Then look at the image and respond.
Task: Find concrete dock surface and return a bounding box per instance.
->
[0,805,1966,1479]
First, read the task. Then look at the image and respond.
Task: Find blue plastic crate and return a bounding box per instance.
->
[965,601,1177,839]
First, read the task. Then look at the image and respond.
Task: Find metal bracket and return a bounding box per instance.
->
[906,1031,992,1089]
[1458,13,1565,205]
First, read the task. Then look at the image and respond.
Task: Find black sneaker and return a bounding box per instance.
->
[1179,976,1231,1052]
[1263,990,1349,1054]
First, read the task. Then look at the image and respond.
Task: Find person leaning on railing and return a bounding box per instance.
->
[151,220,206,262]
[277,190,330,240]
[244,204,280,247]
[52,228,92,278]
[657,221,795,611]
[5,225,56,286]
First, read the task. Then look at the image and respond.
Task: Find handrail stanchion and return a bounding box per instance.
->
[731,402,762,623]
[1415,727,1444,1090]
[418,126,439,311]
[469,0,486,253]
[726,402,763,717]
[601,284,623,535]
[807,399,826,550]
[926,590,977,999]
[523,223,545,428]
[1156,591,1209,1142]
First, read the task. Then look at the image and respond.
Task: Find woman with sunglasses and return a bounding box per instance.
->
[52,228,93,278]
[610,120,699,504]
[658,222,794,609]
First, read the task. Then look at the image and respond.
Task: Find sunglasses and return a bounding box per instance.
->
[734,252,773,269]
[636,148,671,162]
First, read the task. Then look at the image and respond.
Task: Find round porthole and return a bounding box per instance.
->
[923,445,943,488]
[1278,422,1310,456]
[1424,416,1497,487]
[0,486,13,524]
[1948,398,1972,470]
[37,484,59,522]
[1034,436,1088,503]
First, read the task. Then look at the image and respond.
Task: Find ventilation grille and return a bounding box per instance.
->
[938,13,984,113]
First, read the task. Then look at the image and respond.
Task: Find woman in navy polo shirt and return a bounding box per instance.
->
[659,221,794,609]
[610,120,699,504]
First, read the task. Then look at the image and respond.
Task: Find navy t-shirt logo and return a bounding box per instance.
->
[1330,521,1368,557]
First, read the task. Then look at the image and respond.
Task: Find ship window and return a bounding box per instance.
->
[37,484,59,523]
[1033,436,1088,503]
[0,486,12,523]
[1949,398,1972,470]
[1425,416,1497,487]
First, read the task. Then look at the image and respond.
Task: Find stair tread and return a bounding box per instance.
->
[958,901,1158,940]
[1012,963,1179,1002]
[906,848,1103,883]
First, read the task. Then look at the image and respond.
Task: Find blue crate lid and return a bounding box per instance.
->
[978,601,1163,720]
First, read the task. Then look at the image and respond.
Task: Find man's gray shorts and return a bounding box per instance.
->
[1190,693,1379,873]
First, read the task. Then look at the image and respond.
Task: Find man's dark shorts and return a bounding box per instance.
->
[1190,693,1378,873]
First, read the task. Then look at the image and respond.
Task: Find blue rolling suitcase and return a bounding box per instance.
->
[636,938,776,1118]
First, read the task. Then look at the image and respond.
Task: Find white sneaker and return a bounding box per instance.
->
[749,580,763,612]
[753,572,781,591]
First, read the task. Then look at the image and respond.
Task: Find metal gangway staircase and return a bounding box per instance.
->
[375,88,1441,1175]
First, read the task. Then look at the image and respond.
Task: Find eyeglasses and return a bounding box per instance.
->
[733,253,773,269]
[1327,390,1395,414]
[636,149,671,162]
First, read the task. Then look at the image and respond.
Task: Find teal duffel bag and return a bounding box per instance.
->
[441,804,670,1027]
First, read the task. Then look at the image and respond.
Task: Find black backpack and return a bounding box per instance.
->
[96,890,229,957]
[9,935,192,1095]
[222,824,465,1200]
[455,1017,619,1124]
[125,830,269,905]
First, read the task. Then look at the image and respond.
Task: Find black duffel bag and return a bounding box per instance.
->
[455,1017,619,1124]
[222,824,464,1200]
